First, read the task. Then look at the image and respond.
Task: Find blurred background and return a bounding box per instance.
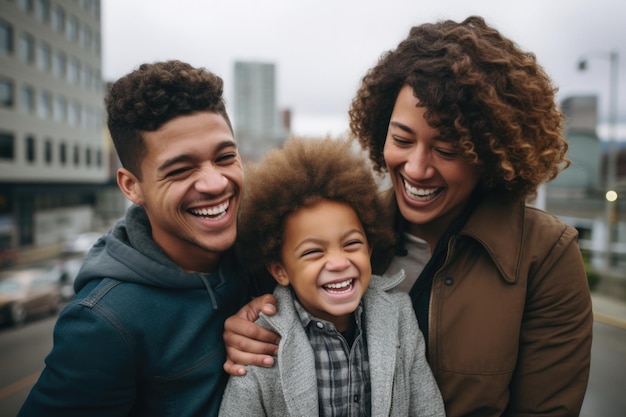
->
[0,1,625,416]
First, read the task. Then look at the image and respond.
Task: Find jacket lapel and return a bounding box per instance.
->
[363,285,399,416]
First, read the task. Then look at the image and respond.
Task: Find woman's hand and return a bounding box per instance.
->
[223,294,280,376]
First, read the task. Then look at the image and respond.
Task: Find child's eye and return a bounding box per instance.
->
[301,248,323,257]
[345,240,364,249]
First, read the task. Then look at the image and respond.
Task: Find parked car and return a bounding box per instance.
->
[0,263,63,326]
[59,256,84,301]
[61,232,102,256]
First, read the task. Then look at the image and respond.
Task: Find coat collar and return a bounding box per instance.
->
[459,194,526,284]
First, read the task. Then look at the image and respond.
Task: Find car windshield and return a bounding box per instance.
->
[0,278,23,294]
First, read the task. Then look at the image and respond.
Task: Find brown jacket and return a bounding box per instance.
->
[375,194,593,417]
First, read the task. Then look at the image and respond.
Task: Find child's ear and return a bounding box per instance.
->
[267,262,290,287]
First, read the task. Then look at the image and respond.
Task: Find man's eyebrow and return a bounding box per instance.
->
[157,154,195,173]
[157,139,238,173]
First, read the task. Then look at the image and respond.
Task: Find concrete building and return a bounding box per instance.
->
[0,0,121,260]
[233,61,289,161]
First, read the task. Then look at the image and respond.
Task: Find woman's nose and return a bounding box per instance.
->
[404,147,435,180]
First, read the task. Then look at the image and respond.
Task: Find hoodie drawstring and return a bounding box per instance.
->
[198,274,219,310]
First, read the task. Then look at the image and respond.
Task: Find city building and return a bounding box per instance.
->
[232,61,289,161]
[0,0,121,261]
[546,95,626,268]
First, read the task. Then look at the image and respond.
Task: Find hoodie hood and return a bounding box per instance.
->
[75,205,234,302]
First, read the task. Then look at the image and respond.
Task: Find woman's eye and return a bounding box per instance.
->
[437,148,457,158]
[391,136,412,146]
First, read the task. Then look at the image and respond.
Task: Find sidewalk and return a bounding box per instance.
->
[591,292,626,329]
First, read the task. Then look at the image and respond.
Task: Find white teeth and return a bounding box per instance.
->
[324,279,353,290]
[404,180,439,200]
[190,201,229,219]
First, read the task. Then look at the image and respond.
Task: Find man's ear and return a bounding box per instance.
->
[267,262,290,287]
[117,168,144,206]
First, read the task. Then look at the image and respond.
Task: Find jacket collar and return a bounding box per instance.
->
[459,194,525,284]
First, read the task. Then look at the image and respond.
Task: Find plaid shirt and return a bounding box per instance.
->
[294,299,371,417]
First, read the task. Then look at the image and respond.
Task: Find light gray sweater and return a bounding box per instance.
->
[219,271,445,417]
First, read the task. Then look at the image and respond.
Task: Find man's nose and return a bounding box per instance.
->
[194,167,228,194]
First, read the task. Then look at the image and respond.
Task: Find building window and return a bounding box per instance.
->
[0,78,14,108]
[35,0,50,23]
[73,144,80,166]
[0,19,13,56]
[81,106,89,129]
[18,0,34,14]
[44,138,52,164]
[93,31,100,55]
[80,24,92,50]
[54,95,67,122]
[0,132,15,161]
[59,142,67,165]
[37,90,52,119]
[20,85,35,114]
[94,0,101,18]
[53,50,66,78]
[67,57,79,84]
[85,147,91,167]
[96,149,102,167]
[52,5,65,33]
[26,135,36,163]
[93,69,101,91]
[37,42,51,72]
[19,33,35,65]
[81,64,91,89]
[67,15,78,42]
[68,100,79,126]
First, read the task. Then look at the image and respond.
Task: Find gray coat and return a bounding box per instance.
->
[219,271,445,417]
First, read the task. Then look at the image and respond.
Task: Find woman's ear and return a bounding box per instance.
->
[267,262,290,287]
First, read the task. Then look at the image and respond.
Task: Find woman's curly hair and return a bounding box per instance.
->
[236,136,393,271]
[349,16,569,200]
[105,60,231,178]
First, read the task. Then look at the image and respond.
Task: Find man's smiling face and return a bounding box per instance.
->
[117,111,243,273]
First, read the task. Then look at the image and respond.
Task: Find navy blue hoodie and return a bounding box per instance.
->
[18,205,247,417]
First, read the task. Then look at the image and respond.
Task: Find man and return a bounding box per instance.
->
[18,60,250,417]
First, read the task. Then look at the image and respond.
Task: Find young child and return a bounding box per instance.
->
[218,137,444,417]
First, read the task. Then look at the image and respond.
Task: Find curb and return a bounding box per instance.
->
[593,310,626,330]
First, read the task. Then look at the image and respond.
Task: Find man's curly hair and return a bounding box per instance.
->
[105,60,232,178]
[237,136,393,270]
[349,16,569,200]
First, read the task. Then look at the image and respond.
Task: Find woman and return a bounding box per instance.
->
[224,16,593,417]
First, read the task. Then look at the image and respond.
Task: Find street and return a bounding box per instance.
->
[0,312,625,417]
[0,315,55,417]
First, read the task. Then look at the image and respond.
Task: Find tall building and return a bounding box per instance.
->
[546,95,625,268]
[0,0,119,258]
[233,61,289,161]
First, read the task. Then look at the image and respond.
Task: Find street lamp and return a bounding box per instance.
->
[578,50,619,269]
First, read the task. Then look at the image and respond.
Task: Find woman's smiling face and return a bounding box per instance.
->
[383,85,481,247]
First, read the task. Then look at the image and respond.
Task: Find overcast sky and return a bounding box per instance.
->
[101,0,626,138]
